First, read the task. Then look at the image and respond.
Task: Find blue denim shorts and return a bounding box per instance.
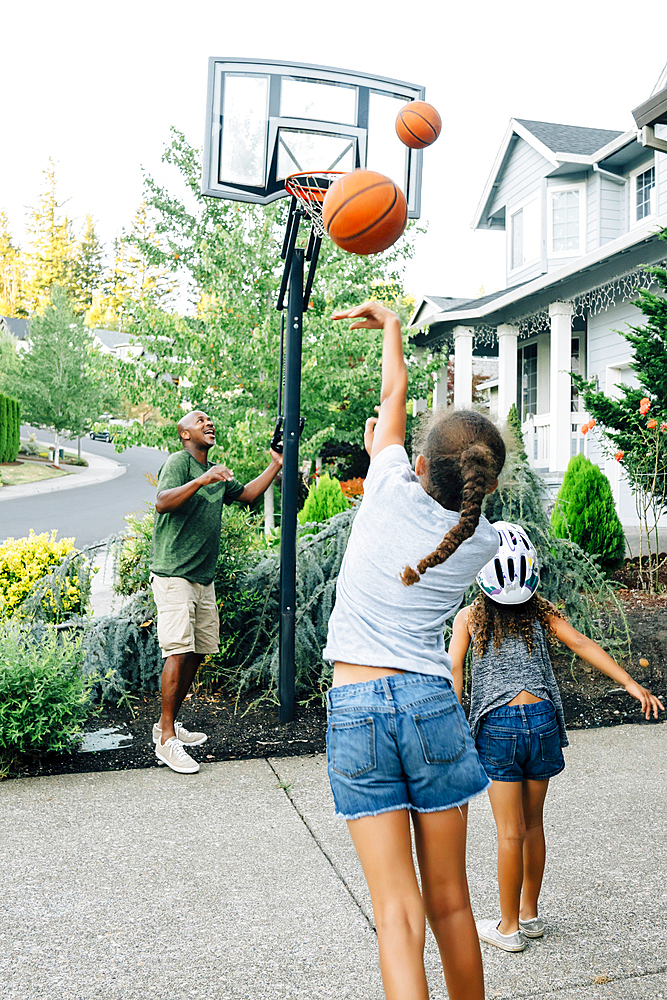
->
[475,701,565,783]
[326,672,491,821]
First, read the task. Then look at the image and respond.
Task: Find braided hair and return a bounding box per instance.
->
[401,409,506,586]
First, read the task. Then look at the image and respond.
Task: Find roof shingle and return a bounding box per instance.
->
[515,119,623,156]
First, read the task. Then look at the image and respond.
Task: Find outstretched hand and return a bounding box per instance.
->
[625,680,665,719]
[200,464,235,486]
[364,407,380,456]
[331,301,398,330]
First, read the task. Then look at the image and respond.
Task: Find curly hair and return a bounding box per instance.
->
[401,409,506,586]
[467,593,565,658]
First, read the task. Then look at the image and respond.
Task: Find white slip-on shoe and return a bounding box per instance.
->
[519,916,545,938]
[476,918,528,952]
[155,737,200,774]
[152,722,208,747]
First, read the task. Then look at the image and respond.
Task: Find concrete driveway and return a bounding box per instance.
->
[1,723,665,999]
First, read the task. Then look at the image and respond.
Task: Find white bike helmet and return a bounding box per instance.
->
[476,521,540,605]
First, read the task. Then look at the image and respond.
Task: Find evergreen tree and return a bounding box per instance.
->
[0,328,20,395]
[24,159,78,312]
[9,287,118,464]
[551,454,626,576]
[0,212,27,318]
[72,214,105,314]
[298,474,350,527]
[506,402,528,461]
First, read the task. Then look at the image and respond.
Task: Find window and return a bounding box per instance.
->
[517,343,538,420]
[548,184,585,256]
[570,335,585,412]
[635,165,655,221]
[509,198,540,272]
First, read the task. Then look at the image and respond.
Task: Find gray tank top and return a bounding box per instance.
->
[467,621,568,747]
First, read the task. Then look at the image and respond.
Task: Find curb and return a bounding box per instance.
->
[0,442,126,503]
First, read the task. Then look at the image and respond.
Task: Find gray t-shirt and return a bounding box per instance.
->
[467,621,568,747]
[322,445,500,680]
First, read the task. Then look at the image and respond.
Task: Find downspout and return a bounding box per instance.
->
[592,163,625,185]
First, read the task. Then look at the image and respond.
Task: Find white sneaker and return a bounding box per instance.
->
[476,918,528,952]
[519,916,545,938]
[152,722,208,747]
[155,737,200,774]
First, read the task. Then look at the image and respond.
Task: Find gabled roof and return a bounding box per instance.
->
[93,328,137,351]
[472,118,627,230]
[409,283,532,330]
[0,316,30,341]
[514,119,623,156]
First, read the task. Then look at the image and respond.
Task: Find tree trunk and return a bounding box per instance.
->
[77,436,81,460]
[53,430,60,468]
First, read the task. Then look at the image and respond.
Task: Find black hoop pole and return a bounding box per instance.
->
[278,247,304,723]
[277,312,285,416]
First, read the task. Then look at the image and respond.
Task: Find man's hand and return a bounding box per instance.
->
[331,301,398,330]
[198,464,235,487]
[270,448,284,467]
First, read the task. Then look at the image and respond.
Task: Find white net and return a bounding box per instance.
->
[284,172,344,239]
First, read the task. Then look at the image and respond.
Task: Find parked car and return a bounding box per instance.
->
[89,430,112,442]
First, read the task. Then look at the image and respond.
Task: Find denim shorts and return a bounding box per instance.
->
[475,701,565,783]
[326,672,491,821]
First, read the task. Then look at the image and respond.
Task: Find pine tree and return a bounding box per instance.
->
[551,454,626,576]
[506,402,528,461]
[298,473,350,527]
[24,160,78,312]
[0,212,28,318]
[72,215,105,314]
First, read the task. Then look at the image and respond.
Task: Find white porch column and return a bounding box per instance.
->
[431,354,449,410]
[453,326,474,409]
[496,324,518,423]
[548,301,573,475]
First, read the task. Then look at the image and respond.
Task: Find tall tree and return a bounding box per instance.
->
[0,212,27,317]
[72,214,105,314]
[112,131,437,488]
[24,159,78,312]
[9,287,118,465]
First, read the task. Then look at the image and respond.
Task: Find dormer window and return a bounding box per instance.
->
[635,164,655,222]
[547,183,586,257]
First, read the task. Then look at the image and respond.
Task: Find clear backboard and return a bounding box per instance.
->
[202,58,425,219]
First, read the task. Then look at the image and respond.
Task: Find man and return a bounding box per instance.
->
[149,409,282,773]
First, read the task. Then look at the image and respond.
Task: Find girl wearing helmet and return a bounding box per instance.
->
[449,522,663,953]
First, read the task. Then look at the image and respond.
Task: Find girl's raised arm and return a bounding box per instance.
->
[332,302,407,458]
[547,613,664,720]
[448,607,472,703]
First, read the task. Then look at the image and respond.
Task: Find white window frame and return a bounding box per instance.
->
[629,158,656,227]
[507,194,541,275]
[547,182,586,258]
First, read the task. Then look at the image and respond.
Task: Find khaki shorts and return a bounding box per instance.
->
[150,575,220,658]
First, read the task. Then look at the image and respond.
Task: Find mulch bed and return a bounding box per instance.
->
[6,589,666,782]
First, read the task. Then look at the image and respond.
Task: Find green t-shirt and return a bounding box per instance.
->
[149,450,245,585]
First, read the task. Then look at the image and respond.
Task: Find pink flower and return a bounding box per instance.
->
[661,424,667,433]
[647,419,658,429]
[639,397,651,415]
[614,451,624,462]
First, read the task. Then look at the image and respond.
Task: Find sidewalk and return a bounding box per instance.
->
[1,723,665,999]
[0,443,126,503]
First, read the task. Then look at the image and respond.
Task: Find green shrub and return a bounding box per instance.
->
[551,454,626,576]
[223,508,357,702]
[298,473,350,528]
[0,622,93,757]
[0,530,92,622]
[112,506,155,596]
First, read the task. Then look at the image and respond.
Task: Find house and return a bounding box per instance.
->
[0,316,30,351]
[92,328,144,362]
[409,65,667,527]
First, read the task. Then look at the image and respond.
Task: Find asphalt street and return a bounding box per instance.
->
[1,427,166,548]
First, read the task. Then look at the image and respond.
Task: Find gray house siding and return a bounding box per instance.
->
[586,171,598,253]
[599,175,623,243]
[657,125,667,216]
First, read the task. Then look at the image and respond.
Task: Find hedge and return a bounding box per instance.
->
[0,393,21,463]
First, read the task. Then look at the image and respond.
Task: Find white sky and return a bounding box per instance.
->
[2,0,666,307]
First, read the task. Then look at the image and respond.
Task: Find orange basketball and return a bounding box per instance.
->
[322,169,408,255]
[395,101,442,149]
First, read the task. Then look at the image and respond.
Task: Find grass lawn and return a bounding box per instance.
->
[0,462,71,487]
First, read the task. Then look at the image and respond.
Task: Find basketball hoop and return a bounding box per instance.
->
[284,171,344,238]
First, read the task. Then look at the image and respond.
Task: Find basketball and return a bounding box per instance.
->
[395,101,442,149]
[322,169,408,255]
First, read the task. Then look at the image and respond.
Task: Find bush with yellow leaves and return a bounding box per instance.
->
[0,530,91,623]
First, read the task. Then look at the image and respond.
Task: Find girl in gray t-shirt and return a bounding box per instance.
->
[325,301,507,1000]
[449,527,663,954]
